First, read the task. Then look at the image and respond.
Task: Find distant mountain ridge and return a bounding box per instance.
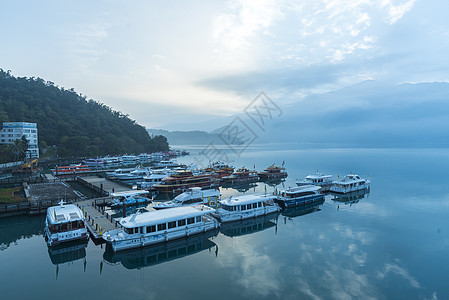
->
[147,128,243,145]
[215,81,449,147]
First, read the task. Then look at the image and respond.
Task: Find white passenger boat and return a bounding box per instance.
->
[330,174,370,194]
[107,166,149,180]
[102,205,219,252]
[296,172,333,191]
[138,153,152,162]
[275,185,325,208]
[212,194,281,223]
[154,160,178,168]
[137,168,172,190]
[103,156,123,166]
[83,158,104,168]
[45,201,89,247]
[153,187,221,210]
[122,155,138,164]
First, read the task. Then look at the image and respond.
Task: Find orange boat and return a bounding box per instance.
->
[153,170,218,194]
[258,164,288,180]
[221,167,259,184]
[51,164,90,176]
[204,161,234,178]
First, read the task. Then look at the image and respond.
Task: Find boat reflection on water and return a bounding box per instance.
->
[281,198,325,219]
[219,212,280,238]
[260,178,285,188]
[47,240,88,265]
[331,189,370,206]
[221,182,258,193]
[103,229,219,270]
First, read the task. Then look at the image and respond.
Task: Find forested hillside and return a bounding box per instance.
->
[0,69,168,157]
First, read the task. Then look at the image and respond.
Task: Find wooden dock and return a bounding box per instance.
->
[77,198,119,241]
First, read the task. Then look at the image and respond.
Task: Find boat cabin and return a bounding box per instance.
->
[46,202,85,234]
[119,206,215,235]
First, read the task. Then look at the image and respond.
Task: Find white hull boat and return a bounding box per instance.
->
[45,201,89,247]
[212,194,281,223]
[102,205,219,252]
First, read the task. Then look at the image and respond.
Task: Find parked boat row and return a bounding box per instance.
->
[296,172,370,194]
[82,150,189,168]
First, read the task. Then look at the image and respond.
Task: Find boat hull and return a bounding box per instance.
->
[212,205,281,223]
[275,194,325,208]
[45,227,89,247]
[330,184,370,194]
[104,218,219,252]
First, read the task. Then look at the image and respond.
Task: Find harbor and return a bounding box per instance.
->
[1,147,448,300]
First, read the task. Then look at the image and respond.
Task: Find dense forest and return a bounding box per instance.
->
[0,69,169,158]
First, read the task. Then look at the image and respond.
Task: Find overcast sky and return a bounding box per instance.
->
[1,0,448,130]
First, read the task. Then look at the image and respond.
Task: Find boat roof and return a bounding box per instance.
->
[47,202,83,224]
[283,185,321,193]
[220,193,276,206]
[111,190,149,197]
[119,205,215,228]
[305,174,332,179]
[174,188,220,201]
[333,174,368,184]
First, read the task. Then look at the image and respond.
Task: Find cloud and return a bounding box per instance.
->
[377,262,421,289]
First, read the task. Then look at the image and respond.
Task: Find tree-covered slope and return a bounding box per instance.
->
[0,69,168,157]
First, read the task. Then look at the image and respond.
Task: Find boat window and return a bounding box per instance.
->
[124,227,133,234]
[134,227,140,234]
[168,221,177,229]
[241,205,247,211]
[247,204,252,210]
[146,225,156,233]
[178,219,186,226]
[196,216,202,222]
[258,202,262,208]
[187,217,195,225]
[221,205,232,211]
[252,203,257,209]
[157,223,167,231]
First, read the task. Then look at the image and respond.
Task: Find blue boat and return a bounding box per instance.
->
[275,185,324,208]
[109,190,152,208]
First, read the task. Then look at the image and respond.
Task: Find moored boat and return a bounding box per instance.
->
[137,168,173,190]
[204,161,234,178]
[51,164,90,176]
[221,167,259,184]
[275,185,324,208]
[258,164,288,180]
[153,170,218,194]
[153,187,220,210]
[102,205,219,252]
[296,171,333,192]
[109,190,152,208]
[82,158,104,168]
[212,194,281,223]
[330,174,370,194]
[45,201,89,246]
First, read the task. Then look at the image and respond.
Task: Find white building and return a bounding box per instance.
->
[0,122,39,159]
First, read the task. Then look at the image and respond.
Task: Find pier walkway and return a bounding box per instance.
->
[77,197,119,241]
[77,176,132,196]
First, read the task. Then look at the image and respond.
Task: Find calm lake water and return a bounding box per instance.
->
[1,145,448,300]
